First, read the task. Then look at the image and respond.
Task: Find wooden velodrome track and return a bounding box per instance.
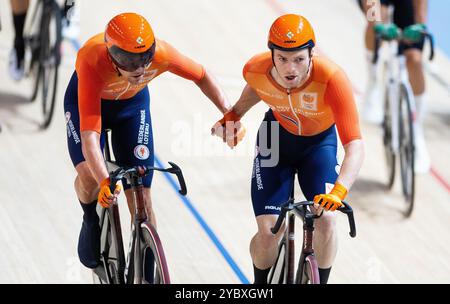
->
[0,0,449,283]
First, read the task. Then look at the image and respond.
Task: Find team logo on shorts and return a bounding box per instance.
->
[65,111,71,123]
[134,145,150,160]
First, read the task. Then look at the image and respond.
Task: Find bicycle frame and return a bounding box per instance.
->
[279,203,319,284]
[383,41,416,154]
[269,200,356,284]
[93,130,186,284]
[96,185,126,284]
[122,166,152,284]
[103,136,153,284]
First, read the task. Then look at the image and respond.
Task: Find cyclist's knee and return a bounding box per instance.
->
[256,230,279,249]
[315,211,337,236]
[75,175,98,199]
[255,216,282,248]
[405,49,423,66]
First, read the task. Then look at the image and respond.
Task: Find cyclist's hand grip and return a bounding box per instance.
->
[109,169,124,193]
[271,209,287,235]
[339,202,357,238]
[168,162,187,196]
[425,33,435,61]
[346,212,357,238]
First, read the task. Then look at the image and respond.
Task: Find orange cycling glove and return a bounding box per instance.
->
[98,177,122,208]
[211,109,246,149]
[313,183,347,212]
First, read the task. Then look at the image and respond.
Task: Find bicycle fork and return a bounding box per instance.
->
[285,214,296,284]
[389,55,417,154]
[387,68,400,154]
[124,178,147,284]
[124,220,144,284]
[124,224,135,283]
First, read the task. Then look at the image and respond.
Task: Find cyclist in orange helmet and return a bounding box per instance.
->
[104,13,156,79]
[212,14,364,284]
[65,13,231,271]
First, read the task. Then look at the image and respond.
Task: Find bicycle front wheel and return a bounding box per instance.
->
[268,237,286,284]
[93,205,126,284]
[138,222,170,284]
[295,255,320,284]
[38,0,62,129]
[399,84,415,217]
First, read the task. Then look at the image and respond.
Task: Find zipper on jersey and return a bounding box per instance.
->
[115,82,131,101]
[286,89,302,135]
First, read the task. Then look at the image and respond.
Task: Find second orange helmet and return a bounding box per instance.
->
[268,14,316,51]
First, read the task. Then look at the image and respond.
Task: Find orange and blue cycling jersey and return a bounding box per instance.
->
[75,33,205,133]
[245,53,362,216]
[243,52,361,145]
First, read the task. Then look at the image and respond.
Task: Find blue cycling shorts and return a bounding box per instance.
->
[64,72,154,189]
[251,110,340,217]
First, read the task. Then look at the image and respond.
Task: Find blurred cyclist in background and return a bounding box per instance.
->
[8,0,78,81]
[359,0,430,173]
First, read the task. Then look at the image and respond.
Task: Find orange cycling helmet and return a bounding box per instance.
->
[105,12,156,72]
[268,14,316,51]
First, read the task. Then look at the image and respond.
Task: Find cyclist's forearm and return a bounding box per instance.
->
[81,131,109,185]
[196,69,231,114]
[231,84,261,118]
[413,0,427,24]
[335,139,365,191]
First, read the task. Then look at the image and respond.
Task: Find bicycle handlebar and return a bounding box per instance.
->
[373,30,435,64]
[270,199,295,235]
[340,201,356,238]
[108,162,187,196]
[423,32,435,61]
[270,200,356,238]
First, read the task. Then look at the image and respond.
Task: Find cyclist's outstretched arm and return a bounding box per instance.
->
[81,130,109,184]
[195,69,231,114]
[160,40,230,114]
[211,84,260,148]
[230,84,261,117]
